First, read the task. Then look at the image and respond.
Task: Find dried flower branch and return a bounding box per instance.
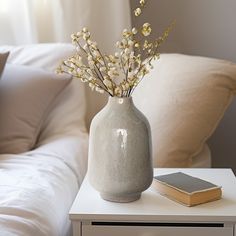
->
[57,0,175,97]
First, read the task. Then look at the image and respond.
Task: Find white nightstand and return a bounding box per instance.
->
[69,168,236,236]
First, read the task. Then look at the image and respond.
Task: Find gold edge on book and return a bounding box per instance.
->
[190,196,222,207]
[157,192,191,207]
[157,190,222,207]
[154,179,222,196]
[190,186,222,195]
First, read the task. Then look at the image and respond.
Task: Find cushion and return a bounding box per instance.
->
[133,54,236,167]
[0,64,71,154]
[0,43,74,71]
[0,52,9,78]
[0,44,88,139]
[0,44,97,129]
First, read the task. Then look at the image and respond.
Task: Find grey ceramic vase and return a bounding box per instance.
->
[88,96,153,203]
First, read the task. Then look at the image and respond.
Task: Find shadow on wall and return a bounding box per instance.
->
[131,0,236,173]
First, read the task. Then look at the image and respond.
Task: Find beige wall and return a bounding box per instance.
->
[131,0,236,172]
[131,0,236,61]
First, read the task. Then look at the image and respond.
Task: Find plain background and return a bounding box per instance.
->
[131,0,236,172]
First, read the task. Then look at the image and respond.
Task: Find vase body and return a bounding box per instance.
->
[88,96,153,202]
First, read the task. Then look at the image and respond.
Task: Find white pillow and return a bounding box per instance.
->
[0,44,87,143]
[0,64,71,154]
[0,43,74,71]
[133,54,236,167]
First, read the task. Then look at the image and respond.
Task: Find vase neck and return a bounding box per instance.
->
[107,96,134,109]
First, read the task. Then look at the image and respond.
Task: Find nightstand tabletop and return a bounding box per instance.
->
[69,168,236,222]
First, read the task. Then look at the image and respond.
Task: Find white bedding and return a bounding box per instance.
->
[0,134,88,236]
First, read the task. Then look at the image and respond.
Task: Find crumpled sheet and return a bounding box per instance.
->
[0,134,88,236]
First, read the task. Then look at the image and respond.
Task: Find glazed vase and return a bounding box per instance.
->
[87,96,153,203]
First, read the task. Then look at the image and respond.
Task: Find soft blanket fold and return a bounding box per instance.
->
[0,134,88,236]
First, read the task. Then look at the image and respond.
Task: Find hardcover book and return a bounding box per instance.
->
[152,172,222,206]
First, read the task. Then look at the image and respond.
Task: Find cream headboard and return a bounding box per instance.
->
[130,0,236,172]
